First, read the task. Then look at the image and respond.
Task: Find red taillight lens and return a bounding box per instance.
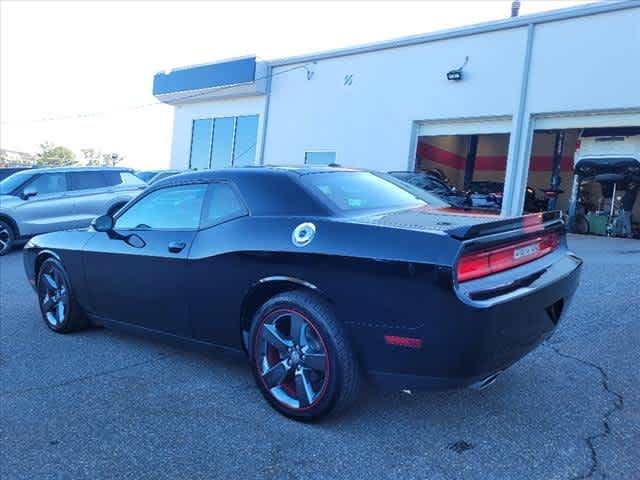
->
[575,139,582,151]
[457,230,561,282]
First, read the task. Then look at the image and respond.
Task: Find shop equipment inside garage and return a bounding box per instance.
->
[416,126,640,239]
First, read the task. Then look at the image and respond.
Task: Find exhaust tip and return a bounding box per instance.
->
[470,371,503,391]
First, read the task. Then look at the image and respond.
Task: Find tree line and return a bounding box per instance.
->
[0,143,126,167]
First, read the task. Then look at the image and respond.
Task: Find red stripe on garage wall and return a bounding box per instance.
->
[417,142,573,172]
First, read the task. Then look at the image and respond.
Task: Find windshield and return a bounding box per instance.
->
[0,171,34,195]
[301,171,449,214]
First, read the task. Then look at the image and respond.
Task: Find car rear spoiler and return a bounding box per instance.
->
[447,211,563,241]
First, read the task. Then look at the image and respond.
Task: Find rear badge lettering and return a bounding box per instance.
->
[513,243,540,260]
[292,222,316,247]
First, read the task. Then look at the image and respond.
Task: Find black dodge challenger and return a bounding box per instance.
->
[23,167,582,420]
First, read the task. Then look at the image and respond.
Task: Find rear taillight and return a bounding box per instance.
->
[457,230,561,282]
[575,139,581,151]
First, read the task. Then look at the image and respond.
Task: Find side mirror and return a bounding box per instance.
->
[92,214,114,232]
[22,187,37,200]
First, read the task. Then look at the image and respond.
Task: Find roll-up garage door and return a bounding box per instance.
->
[533,111,640,130]
[417,116,512,136]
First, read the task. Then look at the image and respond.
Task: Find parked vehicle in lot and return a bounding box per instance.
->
[467,181,550,213]
[0,167,31,182]
[135,169,183,185]
[23,166,582,420]
[0,167,146,255]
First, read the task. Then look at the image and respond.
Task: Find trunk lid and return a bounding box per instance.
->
[349,205,562,240]
[349,205,500,234]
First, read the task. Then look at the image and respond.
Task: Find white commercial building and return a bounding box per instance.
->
[154,1,640,217]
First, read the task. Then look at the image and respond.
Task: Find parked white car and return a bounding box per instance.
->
[0,167,146,255]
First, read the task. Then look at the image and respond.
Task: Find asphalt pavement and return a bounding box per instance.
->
[1,234,638,479]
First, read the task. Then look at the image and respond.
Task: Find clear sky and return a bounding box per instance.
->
[1,0,592,170]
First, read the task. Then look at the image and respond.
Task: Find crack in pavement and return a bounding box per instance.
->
[546,344,624,480]
[0,350,182,398]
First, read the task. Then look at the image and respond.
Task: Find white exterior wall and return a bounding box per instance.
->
[263,27,528,170]
[169,95,266,169]
[527,8,640,115]
[504,7,640,214]
[166,3,640,215]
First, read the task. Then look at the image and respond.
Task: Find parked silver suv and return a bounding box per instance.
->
[0,167,146,255]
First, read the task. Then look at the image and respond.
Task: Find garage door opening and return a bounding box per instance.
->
[411,133,510,212]
[524,126,640,239]
[521,129,580,214]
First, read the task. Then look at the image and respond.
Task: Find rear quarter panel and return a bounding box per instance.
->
[187,216,459,347]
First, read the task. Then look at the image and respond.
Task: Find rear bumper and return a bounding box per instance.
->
[356,252,582,390]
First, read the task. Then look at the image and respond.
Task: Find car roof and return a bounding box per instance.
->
[152,165,361,186]
[11,166,133,174]
[148,165,367,217]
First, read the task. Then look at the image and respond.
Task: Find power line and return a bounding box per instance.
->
[1,63,311,126]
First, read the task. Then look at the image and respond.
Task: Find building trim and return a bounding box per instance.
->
[259,64,273,165]
[153,56,257,96]
[502,23,535,217]
[269,1,636,68]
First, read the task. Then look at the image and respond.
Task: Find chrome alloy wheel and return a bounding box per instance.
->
[255,310,330,410]
[38,264,69,327]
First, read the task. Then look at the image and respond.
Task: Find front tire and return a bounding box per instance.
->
[0,220,15,256]
[249,290,361,421]
[37,258,87,333]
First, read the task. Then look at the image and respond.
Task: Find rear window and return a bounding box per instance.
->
[394,173,449,193]
[301,171,437,213]
[103,171,146,187]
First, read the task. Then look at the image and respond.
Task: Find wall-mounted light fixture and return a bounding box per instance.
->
[447,56,469,81]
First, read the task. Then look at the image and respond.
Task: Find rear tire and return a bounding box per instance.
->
[37,258,88,333]
[248,290,361,421]
[0,220,15,256]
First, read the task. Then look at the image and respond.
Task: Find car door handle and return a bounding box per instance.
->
[168,241,186,253]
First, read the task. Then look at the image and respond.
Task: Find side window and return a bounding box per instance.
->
[103,171,146,187]
[26,173,68,195]
[70,172,107,190]
[115,184,207,230]
[202,183,247,226]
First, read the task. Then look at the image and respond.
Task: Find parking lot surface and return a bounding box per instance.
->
[1,234,639,480]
